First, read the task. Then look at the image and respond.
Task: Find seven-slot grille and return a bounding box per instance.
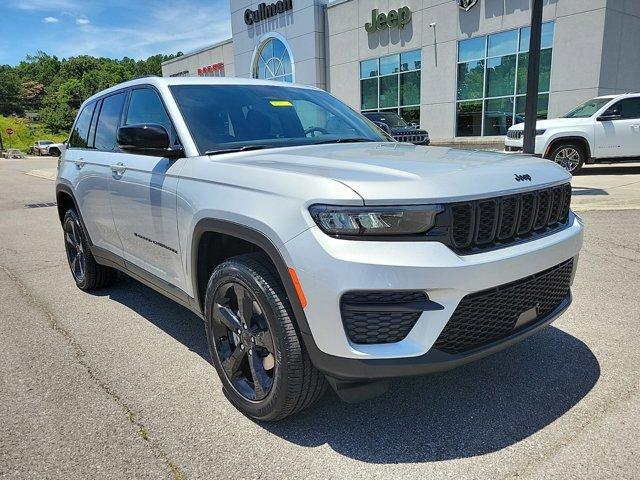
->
[507,130,523,139]
[448,183,571,253]
[393,133,429,144]
[434,259,573,354]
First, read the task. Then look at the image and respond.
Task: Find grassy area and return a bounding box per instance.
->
[0,116,66,152]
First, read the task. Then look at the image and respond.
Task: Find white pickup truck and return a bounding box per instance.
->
[505,93,640,174]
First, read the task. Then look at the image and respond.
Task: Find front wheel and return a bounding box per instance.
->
[549,142,585,174]
[204,253,326,421]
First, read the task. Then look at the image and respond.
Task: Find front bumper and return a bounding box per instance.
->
[504,134,546,155]
[284,213,584,379]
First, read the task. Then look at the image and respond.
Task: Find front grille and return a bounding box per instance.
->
[447,184,571,254]
[434,259,573,354]
[393,134,429,144]
[341,291,426,344]
[507,130,523,139]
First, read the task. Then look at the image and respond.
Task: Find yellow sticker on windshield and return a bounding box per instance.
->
[270,100,293,107]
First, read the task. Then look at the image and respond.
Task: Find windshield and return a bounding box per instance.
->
[170,84,388,154]
[40,141,54,145]
[364,112,407,128]
[564,98,612,118]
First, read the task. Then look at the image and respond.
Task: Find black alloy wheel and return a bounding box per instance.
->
[212,281,276,401]
[64,214,86,284]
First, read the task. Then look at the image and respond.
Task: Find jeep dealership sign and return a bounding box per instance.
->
[365,6,412,33]
[245,0,293,25]
[458,0,479,11]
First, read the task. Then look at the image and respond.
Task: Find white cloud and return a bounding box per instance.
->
[76,16,90,25]
[43,16,59,23]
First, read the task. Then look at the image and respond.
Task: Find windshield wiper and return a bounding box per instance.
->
[311,138,375,145]
[204,145,270,156]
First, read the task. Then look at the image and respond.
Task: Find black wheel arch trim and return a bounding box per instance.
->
[546,136,591,159]
[56,183,94,246]
[190,219,313,336]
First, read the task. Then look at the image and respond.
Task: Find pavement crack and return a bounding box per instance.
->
[0,264,185,480]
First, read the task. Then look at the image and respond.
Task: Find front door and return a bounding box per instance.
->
[109,87,188,292]
[595,97,640,158]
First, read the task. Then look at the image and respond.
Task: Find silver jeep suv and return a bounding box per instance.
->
[56,77,584,420]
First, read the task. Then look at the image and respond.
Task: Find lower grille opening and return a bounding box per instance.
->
[341,291,432,344]
[434,259,573,354]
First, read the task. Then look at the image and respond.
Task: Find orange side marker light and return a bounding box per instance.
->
[288,267,308,309]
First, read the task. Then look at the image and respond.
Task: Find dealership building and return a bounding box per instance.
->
[161,0,640,141]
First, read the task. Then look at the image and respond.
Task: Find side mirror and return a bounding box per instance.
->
[117,123,184,159]
[373,121,392,134]
[597,108,622,122]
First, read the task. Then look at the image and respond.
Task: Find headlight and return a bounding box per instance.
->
[309,204,443,236]
[536,129,546,135]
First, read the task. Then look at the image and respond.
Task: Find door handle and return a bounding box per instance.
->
[74,158,85,169]
[110,162,126,175]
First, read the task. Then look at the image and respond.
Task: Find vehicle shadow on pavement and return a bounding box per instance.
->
[90,274,211,361]
[580,164,640,176]
[264,327,600,462]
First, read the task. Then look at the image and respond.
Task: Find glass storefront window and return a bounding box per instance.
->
[519,22,555,52]
[456,100,483,137]
[400,71,420,106]
[458,36,486,62]
[360,49,421,126]
[361,78,378,110]
[379,54,400,75]
[456,22,554,136]
[379,75,399,108]
[360,58,378,78]
[488,29,518,57]
[486,54,516,98]
[457,60,484,100]
[400,50,421,71]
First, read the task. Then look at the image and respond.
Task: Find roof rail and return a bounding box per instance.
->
[133,74,158,80]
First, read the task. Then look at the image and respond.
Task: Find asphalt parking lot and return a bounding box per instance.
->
[1,156,639,479]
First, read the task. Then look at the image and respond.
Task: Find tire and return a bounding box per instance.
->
[204,253,326,421]
[49,147,61,157]
[549,142,586,175]
[63,208,118,290]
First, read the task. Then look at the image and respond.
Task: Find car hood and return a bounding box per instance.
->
[215,143,570,204]
[509,117,592,131]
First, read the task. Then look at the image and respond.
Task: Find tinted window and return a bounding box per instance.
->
[94,92,126,152]
[69,103,95,148]
[564,98,612,118]
[125,88,174,137]
[612,98,640,119]
[458,37,486,62]
[171,85,387,153]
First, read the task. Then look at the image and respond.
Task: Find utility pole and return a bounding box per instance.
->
[0,131,3,152]
[523,0,543,154]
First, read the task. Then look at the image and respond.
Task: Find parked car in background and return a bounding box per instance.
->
[47,142,65,157]
[2,149,25,159]
[29,140,55,156]
[362,111,430,145]
[57,77,583,421]
[505,93,640,174]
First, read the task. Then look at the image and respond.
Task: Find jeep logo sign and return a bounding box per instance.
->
[245,0,293,25]
[514,174,532,182]
[458,0,479,11]
[365,7,412,33]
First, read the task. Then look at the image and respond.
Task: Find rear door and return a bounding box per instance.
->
[65,97,123,256]
[108,86,188,291]
[595,97,640,158]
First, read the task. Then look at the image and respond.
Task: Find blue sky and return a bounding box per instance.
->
[0,0,232,65]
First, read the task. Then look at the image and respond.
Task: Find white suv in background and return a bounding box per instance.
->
[506,93,640,174]
[56,77,584,420]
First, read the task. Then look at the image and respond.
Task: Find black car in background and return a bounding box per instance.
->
[363,112,430,145]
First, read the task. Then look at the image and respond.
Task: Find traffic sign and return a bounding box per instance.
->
[6,128,13,136]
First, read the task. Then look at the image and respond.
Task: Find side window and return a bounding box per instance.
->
[614,98,640,120]
[94,92,127,152]
[125,88,175,140]
[69,102,95,148]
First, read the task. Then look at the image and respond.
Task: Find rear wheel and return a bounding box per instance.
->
[204,253,326,421]
[549,142,585,174]
[63,208,118,290]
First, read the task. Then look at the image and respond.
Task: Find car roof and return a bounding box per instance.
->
[82,76,321,106]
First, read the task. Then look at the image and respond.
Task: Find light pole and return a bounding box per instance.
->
[523,0,543,154]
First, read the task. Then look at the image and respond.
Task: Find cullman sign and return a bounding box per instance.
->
[365,6,412,32]
[245,0,293,25]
